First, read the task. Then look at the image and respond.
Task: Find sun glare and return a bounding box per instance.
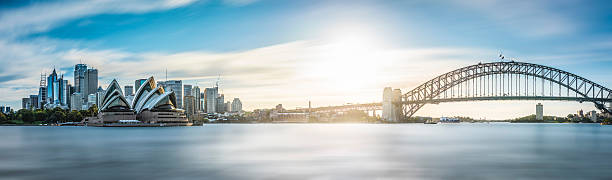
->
[309,25,388,94]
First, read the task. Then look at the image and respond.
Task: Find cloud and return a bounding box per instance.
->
[0,0,198,38]
[450,0,577,37]
[222,0,259,6]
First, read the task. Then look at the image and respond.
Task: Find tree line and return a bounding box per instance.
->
[0,105,98,125]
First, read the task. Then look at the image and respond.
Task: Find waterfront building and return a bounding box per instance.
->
[225,101,231,112]
[87,94,97,109]
[158,80,183,109]
[22,98,30,109]
[192,86,201,112]
[231,98,242,113]
[38,86,46,108]
[217,94,225,113]
[382,87,402,122]
[131,77,188,125]
[70,93,83,111]
[124,85,134,96]
[589,110,598,122]
[200,92,205,112]
[29,95,39,110]
[0,106,11,114]
[536,103,543,120]
[382,87,393,121]
[184,95,196,117]
[204,87,218,113]
[90,77,189,126]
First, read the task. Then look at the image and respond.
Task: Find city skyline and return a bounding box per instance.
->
[1,0,612,119]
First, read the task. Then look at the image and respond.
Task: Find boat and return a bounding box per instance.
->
[424,119,437,124]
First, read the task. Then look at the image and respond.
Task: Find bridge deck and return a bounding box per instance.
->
[402,96,612,104]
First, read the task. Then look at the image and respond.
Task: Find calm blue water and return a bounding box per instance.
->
[1,123,611,180]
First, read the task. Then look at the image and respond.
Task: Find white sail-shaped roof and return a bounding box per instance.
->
[135,86,165,113]
[132,76,156,108]
[99,79,131,112]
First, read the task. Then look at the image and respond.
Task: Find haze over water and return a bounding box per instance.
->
[1,123,611,180]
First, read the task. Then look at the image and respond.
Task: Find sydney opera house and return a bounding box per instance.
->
[88,77,190,126]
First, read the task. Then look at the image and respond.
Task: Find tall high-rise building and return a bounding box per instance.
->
[192,86,201,112]
[158,80,183,109]
[231,98,242,113]
[74,64,87,94]
[382,87,402,122]
[204,87,218,113]
[184,85,193,97]
[45,69,69,108]
[124,85,134,96]
[536,103,543,120]
[38,86,47,108]
[22,98,30,109]
[200,92,205,112]
[217,94,225,113]
[134,78,147,92]
[61,79,71,107]
[46,69,58,104]
[70,93,83,111]
[84,68,98,98]
[225,101,231,112]
[29,95,39,110]
[184,95,196,117]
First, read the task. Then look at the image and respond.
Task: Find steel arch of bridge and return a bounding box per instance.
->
[401,61,612,119]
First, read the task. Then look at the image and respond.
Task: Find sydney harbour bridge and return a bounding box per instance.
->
[296,61,612,121]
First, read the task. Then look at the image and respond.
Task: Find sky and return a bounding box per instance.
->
[1,0,612,119]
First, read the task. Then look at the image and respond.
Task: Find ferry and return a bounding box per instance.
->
[440,117,460,123]
[424,119,437,124]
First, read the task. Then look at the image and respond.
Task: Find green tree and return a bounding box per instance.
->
[0,112,7,124]
[67,110,83,122]
[88,104,98,117]
[49,110,66,123]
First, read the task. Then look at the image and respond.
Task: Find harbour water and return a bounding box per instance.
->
[1,123,612,179]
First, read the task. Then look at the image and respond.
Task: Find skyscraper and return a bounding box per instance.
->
[225,101,231,112]
[536,103,543,120]
[184,85,192,97]
[184,95,196,117]
[231,98,242,113]
[192,86,201,112]
[38,87,46,109]
[46,69,58,104]
[29,95,39,110]
[204,87,218,113]
[45,69,69,108]
[74,64,87,95]
[85,68,98,98]
[124,85,134,96]
[70,93,83,111]
[22,98,30,109]
[134,78,147,92]
[217,94,225,113]
[61,79,71,107]
[158,80,183,109]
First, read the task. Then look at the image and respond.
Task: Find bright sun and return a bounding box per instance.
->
[310,25,389,94]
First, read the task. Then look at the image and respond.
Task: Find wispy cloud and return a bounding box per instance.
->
[0,0,198,37]
[451,0,577,37]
